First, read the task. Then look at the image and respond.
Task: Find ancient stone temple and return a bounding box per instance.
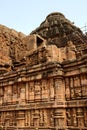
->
[0,12,87,130]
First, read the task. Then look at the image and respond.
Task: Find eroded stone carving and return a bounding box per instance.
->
[0,12,87,130]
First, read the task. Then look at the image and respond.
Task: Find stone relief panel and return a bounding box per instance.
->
[66,107,87,128]
[26,79,55,103]
[65,74,87,100]
[0,111,15,126]
[0,109,55,128]
[0,79,56,105]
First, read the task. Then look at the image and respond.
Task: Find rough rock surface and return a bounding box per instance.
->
[0,12,87,130]
[0,24,26,73]
[0,12,87,73]
[31,12,87,47]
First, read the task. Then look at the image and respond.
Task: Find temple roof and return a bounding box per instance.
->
[31,12,87,47]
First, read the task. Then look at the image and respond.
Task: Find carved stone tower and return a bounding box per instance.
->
[0,12,87,130]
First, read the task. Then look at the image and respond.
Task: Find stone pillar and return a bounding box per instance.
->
[35,81,41,101]
[7,85,12,104]
[44,109,48,126]
[54,108,66,129]
[27,111,30,126]
[4,86,8,104]
[50,109,54,127]
[72,108,77,127]
[74,76,81,98]
[25,82,29,102]
[25,111,28,126]
[39,110,44,126]
[54,78,66,129]
[80,74,87,97]
[77,108,84,127]
[29,82,34,102]
[17,111,25,126]
[84,108,87,127]
[12,84,18,104]
[42,80,49,101]
[65,78,70,100]
[49,79,55,101]
[66,109,72,126]
[70,77,75,99]
[0,87,3,105]
[20,83,26,104]
[55,78,65,101]
[30,110,34,126]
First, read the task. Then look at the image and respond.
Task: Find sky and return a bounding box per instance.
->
[0,0,87,35]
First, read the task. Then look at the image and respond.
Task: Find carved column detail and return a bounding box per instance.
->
[20,83,26,104]
[49,78,55,101]
[65,78,70,100]
[77,108,84,127]
[35,81,41,101]
[0,87,3,105]
[41,80,49,101]
[74,76,81,99]
[25,82,29,102]
[54,78,65,101]
[54,108,66,128]
[70,77,75,99]
[66,109,72,126]
[80,74,87,98]
[84,108,87,127]
[29,82,34,102]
